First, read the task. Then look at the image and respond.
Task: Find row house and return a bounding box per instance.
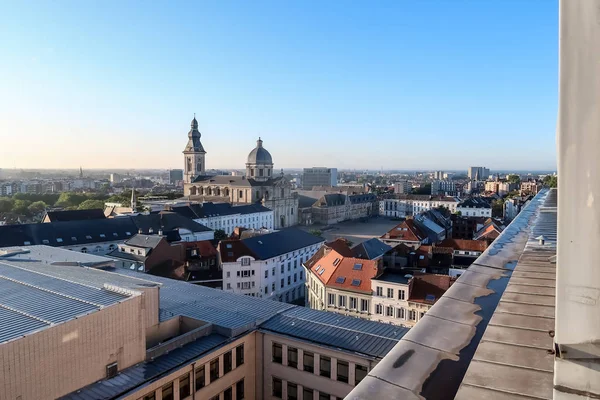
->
[456,197,492,218]
[379,195,459,218]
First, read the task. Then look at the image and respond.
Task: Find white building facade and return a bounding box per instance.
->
[380,195,459,218]
[220,230,324,304]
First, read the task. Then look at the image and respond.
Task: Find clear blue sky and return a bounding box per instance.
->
[0,0,558,171]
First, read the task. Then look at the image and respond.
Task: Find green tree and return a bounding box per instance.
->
[214,229,228,240]
[543,175,558,188]
[413,183,432,195]
[0,198,14,213]
[28,201,47,215]
[492,199,504,218]
[78,199,105,210]
[55,192,87,208]
[507,174,521,184]
[309,229,323,237]
[13,199,32,216]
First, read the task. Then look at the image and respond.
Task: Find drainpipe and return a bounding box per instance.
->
[555,0,600,397]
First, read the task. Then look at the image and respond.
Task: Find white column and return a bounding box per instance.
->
[555,0,600,398]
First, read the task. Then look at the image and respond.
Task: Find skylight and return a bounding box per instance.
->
[333,258,341,266]
[226,243,233,249]
[113,233,118,237]
[56,238,63,243]
[336,276,346,284]
[318,269,325,275]
[425,294,436,302]
[85,235,92,240]
[99,234,106,238]
[71,237,77,241]
[125,231,132,236]
[353,263,363,270]
[351,279,361,286]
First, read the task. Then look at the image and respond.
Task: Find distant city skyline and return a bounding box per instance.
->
[0,1,558,170]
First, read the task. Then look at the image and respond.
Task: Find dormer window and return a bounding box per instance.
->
[85,235,92,240]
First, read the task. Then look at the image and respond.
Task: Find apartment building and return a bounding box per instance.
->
[302,167,338,189]
[456,197,492,218]
[0,245,406,400]
[311,193,378,225]
[431,180,457,196]
[379,195,458,218]
[467,166,490,180]
[371,272,454,327]
[393,181,411,194]
[380,219,427,248]
[304,241,453,328]
[219,228,324,303]
[168,202,274,235]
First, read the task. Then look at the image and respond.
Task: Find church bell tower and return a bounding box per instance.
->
[183,115,206,184]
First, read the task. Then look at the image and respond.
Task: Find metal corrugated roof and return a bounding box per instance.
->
[61,333,228,400]
[260,307,408,358]
[0,252,132,343]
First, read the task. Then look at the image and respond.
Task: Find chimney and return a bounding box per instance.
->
[158,229,163,236]
[149,227,154,234]
[138,228,143,234]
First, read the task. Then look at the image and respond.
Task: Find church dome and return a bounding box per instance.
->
[247,137,273,165]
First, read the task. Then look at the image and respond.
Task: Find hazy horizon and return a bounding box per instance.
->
[1,1,558,171]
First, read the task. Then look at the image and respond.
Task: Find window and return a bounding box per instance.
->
[224,387,233,400]
[410,310,416,320]
[386,306,394,316]
[236,379,245,400]
[179,374,190,398]
[265,270,269,278]
[224,350,233,374]
[210,358,219,382]
[272,267,276,275]
[273,377,283,398]
[355,364,368,385]
[303,387,314,400]
[236,344,245,366]
[272,283,276,291]
[387,288,394,298]
[195,365,205,390]
[376,304,383,314]
[335,276,346,284]
[300,271,303,280]
[320,355,331,378]
[303,351,314,373]
[143,392,155,400]
[241,258,251,266]
[294,273,297,283]
[272,342,283,363]
[328,293,335,306]
[281,278,285,288]
[161,382,173,400]
[294,259,297,268]
[281,265,284,273]
[350,297,357,309]
[399,289,406,300]
[335,359,350,383]
[241,270,251,278]
[376,286,383,296]
[319,392,330,400]
[288,382,298,400]
[361,299,368,312]
[398,308,405,319]
[288,346,298,368]
[351,279,361,287]
[265,285,268,294]
[227,283,232,289]
[288,262,291,271]
[338,295,346,308]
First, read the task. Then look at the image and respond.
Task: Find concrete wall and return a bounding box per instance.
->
[0,296,146,400]
[259,332,376,400]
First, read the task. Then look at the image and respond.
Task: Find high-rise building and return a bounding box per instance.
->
[433,170,445,180]
[467,166,490,180]
[302,167,338,189]
[393,181,411,194]
[431,180,457,195]
[168,168,183,184]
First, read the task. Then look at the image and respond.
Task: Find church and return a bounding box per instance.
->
[182,116,298,229]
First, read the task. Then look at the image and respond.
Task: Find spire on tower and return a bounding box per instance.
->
[131,187,137,212]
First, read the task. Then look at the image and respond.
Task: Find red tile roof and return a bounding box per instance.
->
[309,248,379,293]
[409,274,454,304]
[381,220,425,242]
[439,239,488,252]
[184,240,218,257]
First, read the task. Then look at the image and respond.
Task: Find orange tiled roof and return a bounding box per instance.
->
[439,239,488,252]
[310,249,379,293]
[382,220,425,242]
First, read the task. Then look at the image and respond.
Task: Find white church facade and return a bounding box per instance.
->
[182,116,298,228]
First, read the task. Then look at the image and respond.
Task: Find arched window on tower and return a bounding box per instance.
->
[265,191,269,199]
[207,187,212,196]
[189,186,197,196]
[251,168,255,177]
[281,188,285,198]
[199,187,204,195]
[259,169,264,177]
[268,169,271,176]
[196,161,202,173]
[224,188,230,197]
[215,187,221,196]
[187,157,192,172]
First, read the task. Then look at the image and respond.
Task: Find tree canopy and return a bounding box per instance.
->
[507,174,521,184]
[28,201,47,215]
[78,199,106,210]
[543,175,558,188]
